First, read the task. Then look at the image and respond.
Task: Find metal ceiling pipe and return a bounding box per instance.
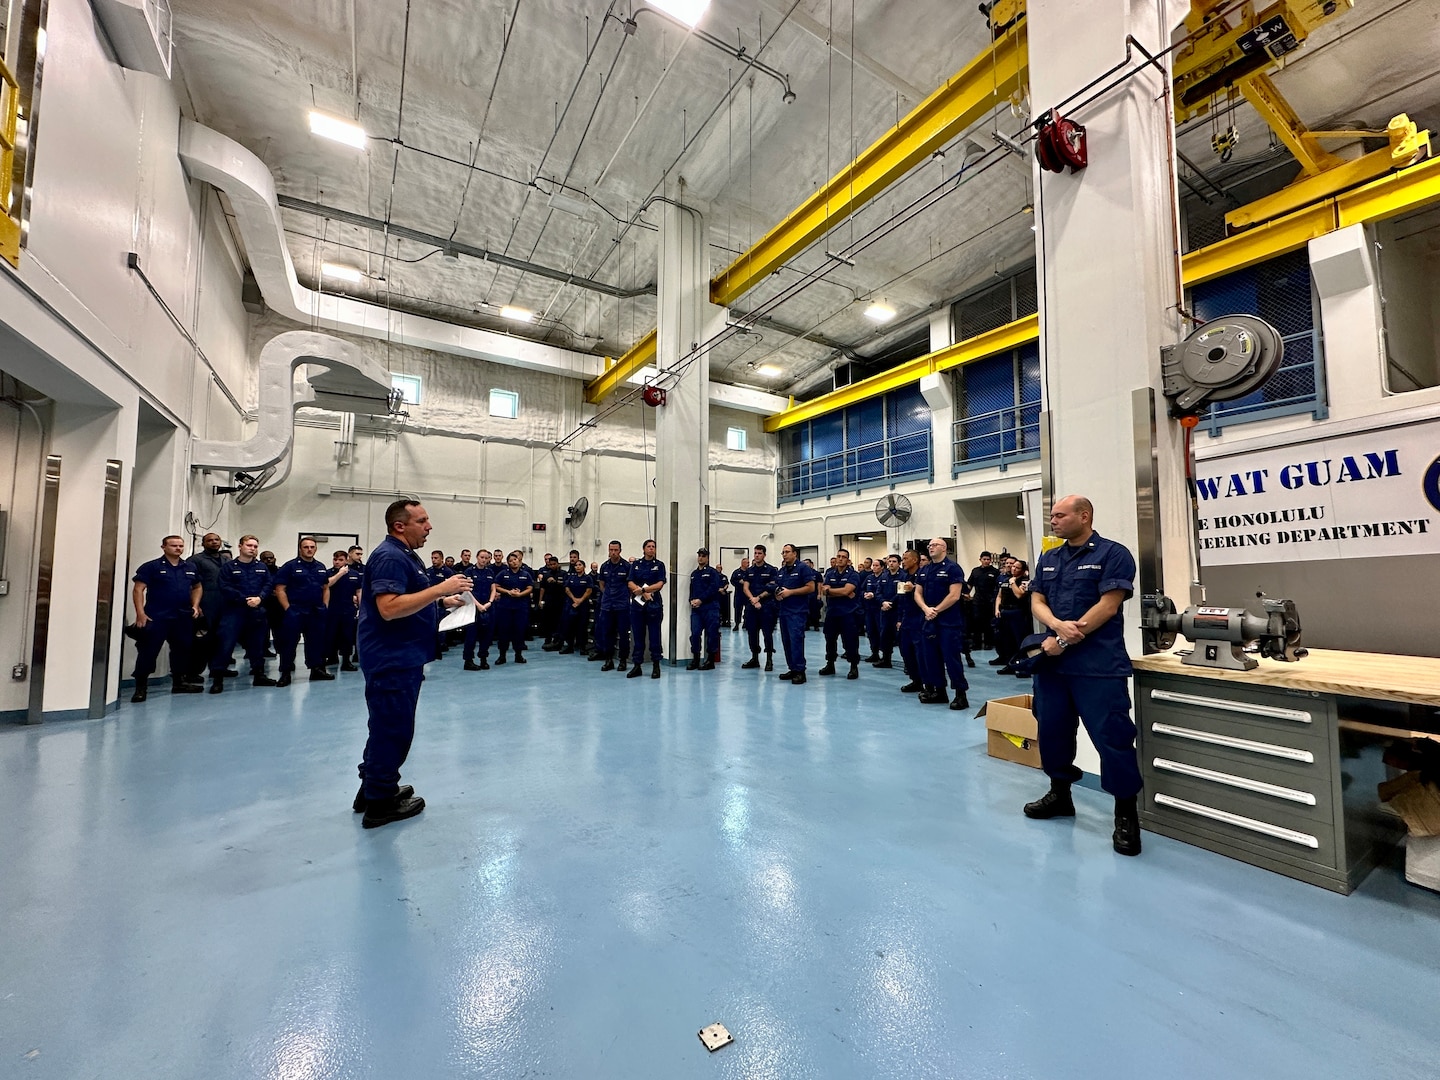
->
[276,194,655,299]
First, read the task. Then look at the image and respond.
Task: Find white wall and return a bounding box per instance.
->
[0,0,252,715]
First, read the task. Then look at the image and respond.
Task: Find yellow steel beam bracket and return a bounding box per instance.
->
[710,19,1028,308]
[0,58,22,269]
[583,328,657,406]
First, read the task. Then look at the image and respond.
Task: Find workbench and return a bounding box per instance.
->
[1131,649,1440,894]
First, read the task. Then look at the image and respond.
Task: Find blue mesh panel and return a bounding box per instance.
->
[1192,269,1259,322]
[958,354,1015,461]
[887,384,931,437]
[1018,343,1041,453]
[847,399,885,484]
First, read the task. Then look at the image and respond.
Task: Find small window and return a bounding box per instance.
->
[489,389,519,419]
[391,373,422,405]
[726,427,747,451]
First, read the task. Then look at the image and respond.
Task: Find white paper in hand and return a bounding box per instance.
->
[438,593,477,632]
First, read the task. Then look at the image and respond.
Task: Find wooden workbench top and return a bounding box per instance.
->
[1130,648,1440,708]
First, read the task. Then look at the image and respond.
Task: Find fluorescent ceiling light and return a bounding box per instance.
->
[547,188,593,218]
[856,535,874,541]
[500,305,534,323]
[864,302,896,323]
[308,111,368,150]
[648,0,711,27]
[321,262,363,284]
[755,364,783,378]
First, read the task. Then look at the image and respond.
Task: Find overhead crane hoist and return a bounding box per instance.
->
[1172,0,1430,230]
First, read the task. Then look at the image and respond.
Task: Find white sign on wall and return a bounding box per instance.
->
[1194,419,1440,566]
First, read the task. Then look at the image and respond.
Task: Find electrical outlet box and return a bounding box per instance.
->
[12,663,27,681]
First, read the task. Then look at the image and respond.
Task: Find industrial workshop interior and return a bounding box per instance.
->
[4,0,1440,1075]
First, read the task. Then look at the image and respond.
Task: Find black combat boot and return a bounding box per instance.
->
[651,659,661,679]
[1113,796,1142,856]
[627,662,644,678]
[1024,781,1076,820]
[687,655,701,671]
[131,678,149,703]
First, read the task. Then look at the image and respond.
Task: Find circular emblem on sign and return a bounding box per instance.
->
[1424,454,1440,514]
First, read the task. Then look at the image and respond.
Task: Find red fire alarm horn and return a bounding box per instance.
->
[641,384,667,407]
[1035,108,1087,174]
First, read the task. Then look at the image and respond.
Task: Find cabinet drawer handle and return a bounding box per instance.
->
[1154,793,1320,849]
[1151,722,1315,763]
[1153,757,1317,806]
[1150,688,1312,724]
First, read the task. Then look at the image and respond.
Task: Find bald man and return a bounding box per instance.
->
[1024,495,1143,857]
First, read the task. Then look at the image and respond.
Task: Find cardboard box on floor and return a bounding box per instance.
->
[977,694,1042,769]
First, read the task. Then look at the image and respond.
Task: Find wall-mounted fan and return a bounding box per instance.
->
[875,493,912,528]
[565,496,590,529]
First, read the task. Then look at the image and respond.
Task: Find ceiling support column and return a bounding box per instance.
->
[1030,0,1194,766]
[653,199,718,663]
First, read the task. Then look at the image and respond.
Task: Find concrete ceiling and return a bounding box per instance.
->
[170,0,1440,401]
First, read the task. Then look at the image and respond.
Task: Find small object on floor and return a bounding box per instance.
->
[698,1022,734,1053]
[361,794,426,830]
[276,673,292,687]
[310,668,335,681]
[353,784,414,813]
[949,694,970,710]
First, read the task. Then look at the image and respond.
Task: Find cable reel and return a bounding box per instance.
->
[1160,315,1284,419]
[1035,109,1088,174]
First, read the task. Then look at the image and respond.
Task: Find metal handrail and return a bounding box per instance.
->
[951,400,1040,471]
[1202,328,1325,434]
[778,432,931,498]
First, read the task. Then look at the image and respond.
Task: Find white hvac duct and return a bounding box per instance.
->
[176,120,788,416]
[191,329,393,472]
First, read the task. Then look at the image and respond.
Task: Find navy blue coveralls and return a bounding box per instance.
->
[996,572,1032,663]
[276,556,331,673]
[595,558,632,661]
[211,557,273,675]
[776,560,819,673]
[629,557,667,663]
[743,561,779,658]
[357,535,438,803]
[328,561,364,663]
[895,570,923,682]
[875,569,899,661]
[492,567,534,659]
[822,565,863,666]
[193,549,226,672]
[728,566,746,628]
[131,556,200,681]
[463,565,496,663]
[862,570,885,656]
[561,567,594,651]
[688,565,725,659]
[1028,532,1142,799]
[915,557,970,695]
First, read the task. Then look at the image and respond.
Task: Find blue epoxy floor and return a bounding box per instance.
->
[3,634,1439,1079]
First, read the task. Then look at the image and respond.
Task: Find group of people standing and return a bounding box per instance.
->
[128,532,369,701]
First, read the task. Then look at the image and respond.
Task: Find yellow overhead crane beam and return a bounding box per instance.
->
[583,19,1030,405]
[765,154,1440,432]
[0,58,23,268]
[584,329,657,406]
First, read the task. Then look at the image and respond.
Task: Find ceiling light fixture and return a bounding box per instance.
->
[308,111,368,150]
[756,364,783,378]
[547,187,593,219]
[321,262,363,284]
[646,0,711,27]
[864,302,896,323]
[500,305,534,323]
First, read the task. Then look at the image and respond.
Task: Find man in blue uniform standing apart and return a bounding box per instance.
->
[915,537,970,709]
[628,538,666,679]
[687,548,725,670]
[208,533,276,692]
[775,543,819,684]
[274,537,334,686]
[129,534,204,702]
[592,540,631,671]
[354,499,472,828]
[741,544,779,671]
[1023,495,1143,857]
[818,548,862,680]
[461,548,497,671]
